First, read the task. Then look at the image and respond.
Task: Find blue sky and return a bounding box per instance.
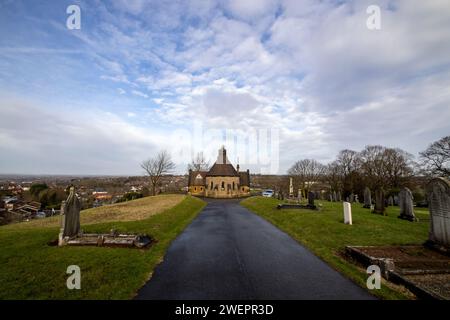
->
[1,0,450,175]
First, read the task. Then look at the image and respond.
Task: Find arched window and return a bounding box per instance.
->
[221,181,225,189]
[194,187,197,191]
[210,181,213,189]
[232,182,235,190]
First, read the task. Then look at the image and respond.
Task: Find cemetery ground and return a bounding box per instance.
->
[241,196,432,300]
[0,195,206,299]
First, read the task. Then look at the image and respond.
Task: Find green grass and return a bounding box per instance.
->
[241,196,430,300]
[0,195,206,299]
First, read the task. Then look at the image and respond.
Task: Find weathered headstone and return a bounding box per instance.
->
[354,194,359,203]
[349,193,354,203]
[373,188,386,215]
[297,189,302,202]
[398,187,416,221]
[315,191,320,200]
[388,196,394,206]
[393,195,399,206]
[426,178,450,248]
[59,187,81,245]
[333,190,337,202]
[343,202,352,225]
[363,187,372,208]
[308,191,315,207]
[337,191,342,202]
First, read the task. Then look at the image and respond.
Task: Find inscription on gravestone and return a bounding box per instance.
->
[426,178,450,248]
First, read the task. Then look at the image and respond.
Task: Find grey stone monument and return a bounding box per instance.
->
[363,187,371,208]
[308,191,315,207]
[333,190,337,202]
[426,178,450,248]
[393,195,399,206]
[398,187,416,222]
[388,196,394,206]
[59,187,81,245]
[348,193,354,203]
[373,188,386,215]
[337,191,342,202]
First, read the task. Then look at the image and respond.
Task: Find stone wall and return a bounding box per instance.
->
[188,186,205,196]
[205,176,241,198]
[188,176,250,198]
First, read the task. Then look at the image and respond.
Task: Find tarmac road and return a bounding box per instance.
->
[135,198,375,300]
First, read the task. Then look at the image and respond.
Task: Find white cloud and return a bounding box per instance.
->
[1,0,450,174]
[131,90,149,98]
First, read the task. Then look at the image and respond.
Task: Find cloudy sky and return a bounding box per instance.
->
[0,0,449,175]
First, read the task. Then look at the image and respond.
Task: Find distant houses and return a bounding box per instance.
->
[92,188,112,201]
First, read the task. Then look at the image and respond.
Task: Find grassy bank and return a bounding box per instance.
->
[241,196,430,300]
[0,195,205,299]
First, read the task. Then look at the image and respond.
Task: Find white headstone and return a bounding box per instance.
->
[289,177,294,197]
[343,202,352,225]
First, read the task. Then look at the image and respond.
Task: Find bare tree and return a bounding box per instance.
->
[420,135,450,178]
[141,150,176,196]
[336,149,360,195]
[384,148,414,187]
[325,160,343,192]
[358,145,413,190]
[288,159,326,192]
[187,152,210,172]
[336,149,359,176]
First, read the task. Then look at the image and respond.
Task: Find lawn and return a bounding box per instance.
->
[0,195,205,299]
[240,196,430,300]
[10,194,186,229]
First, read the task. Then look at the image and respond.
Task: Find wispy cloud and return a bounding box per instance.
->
[0,0,449,174]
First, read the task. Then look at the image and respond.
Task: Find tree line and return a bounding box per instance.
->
[288,135,450,206]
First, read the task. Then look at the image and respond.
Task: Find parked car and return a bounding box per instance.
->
[35,212,46,219]
[262,189,274,197]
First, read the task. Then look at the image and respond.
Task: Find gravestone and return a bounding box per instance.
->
[343,202,352,225]
[297,189,302,202]
[337,191,342,202]
[308,191,315,207]
[333,191,337,202]
[349,193,354,203]
[398,187,416,221]
[289,177,294,198]
[388,196,394,206]
[315,191,321,200]
[373,188,386,215]
[59,187,81,245]
[363,187,371,208]
[354,194,359,203]
[329,193,333,202]
[426,178,450,248]
[393,195,399,206]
